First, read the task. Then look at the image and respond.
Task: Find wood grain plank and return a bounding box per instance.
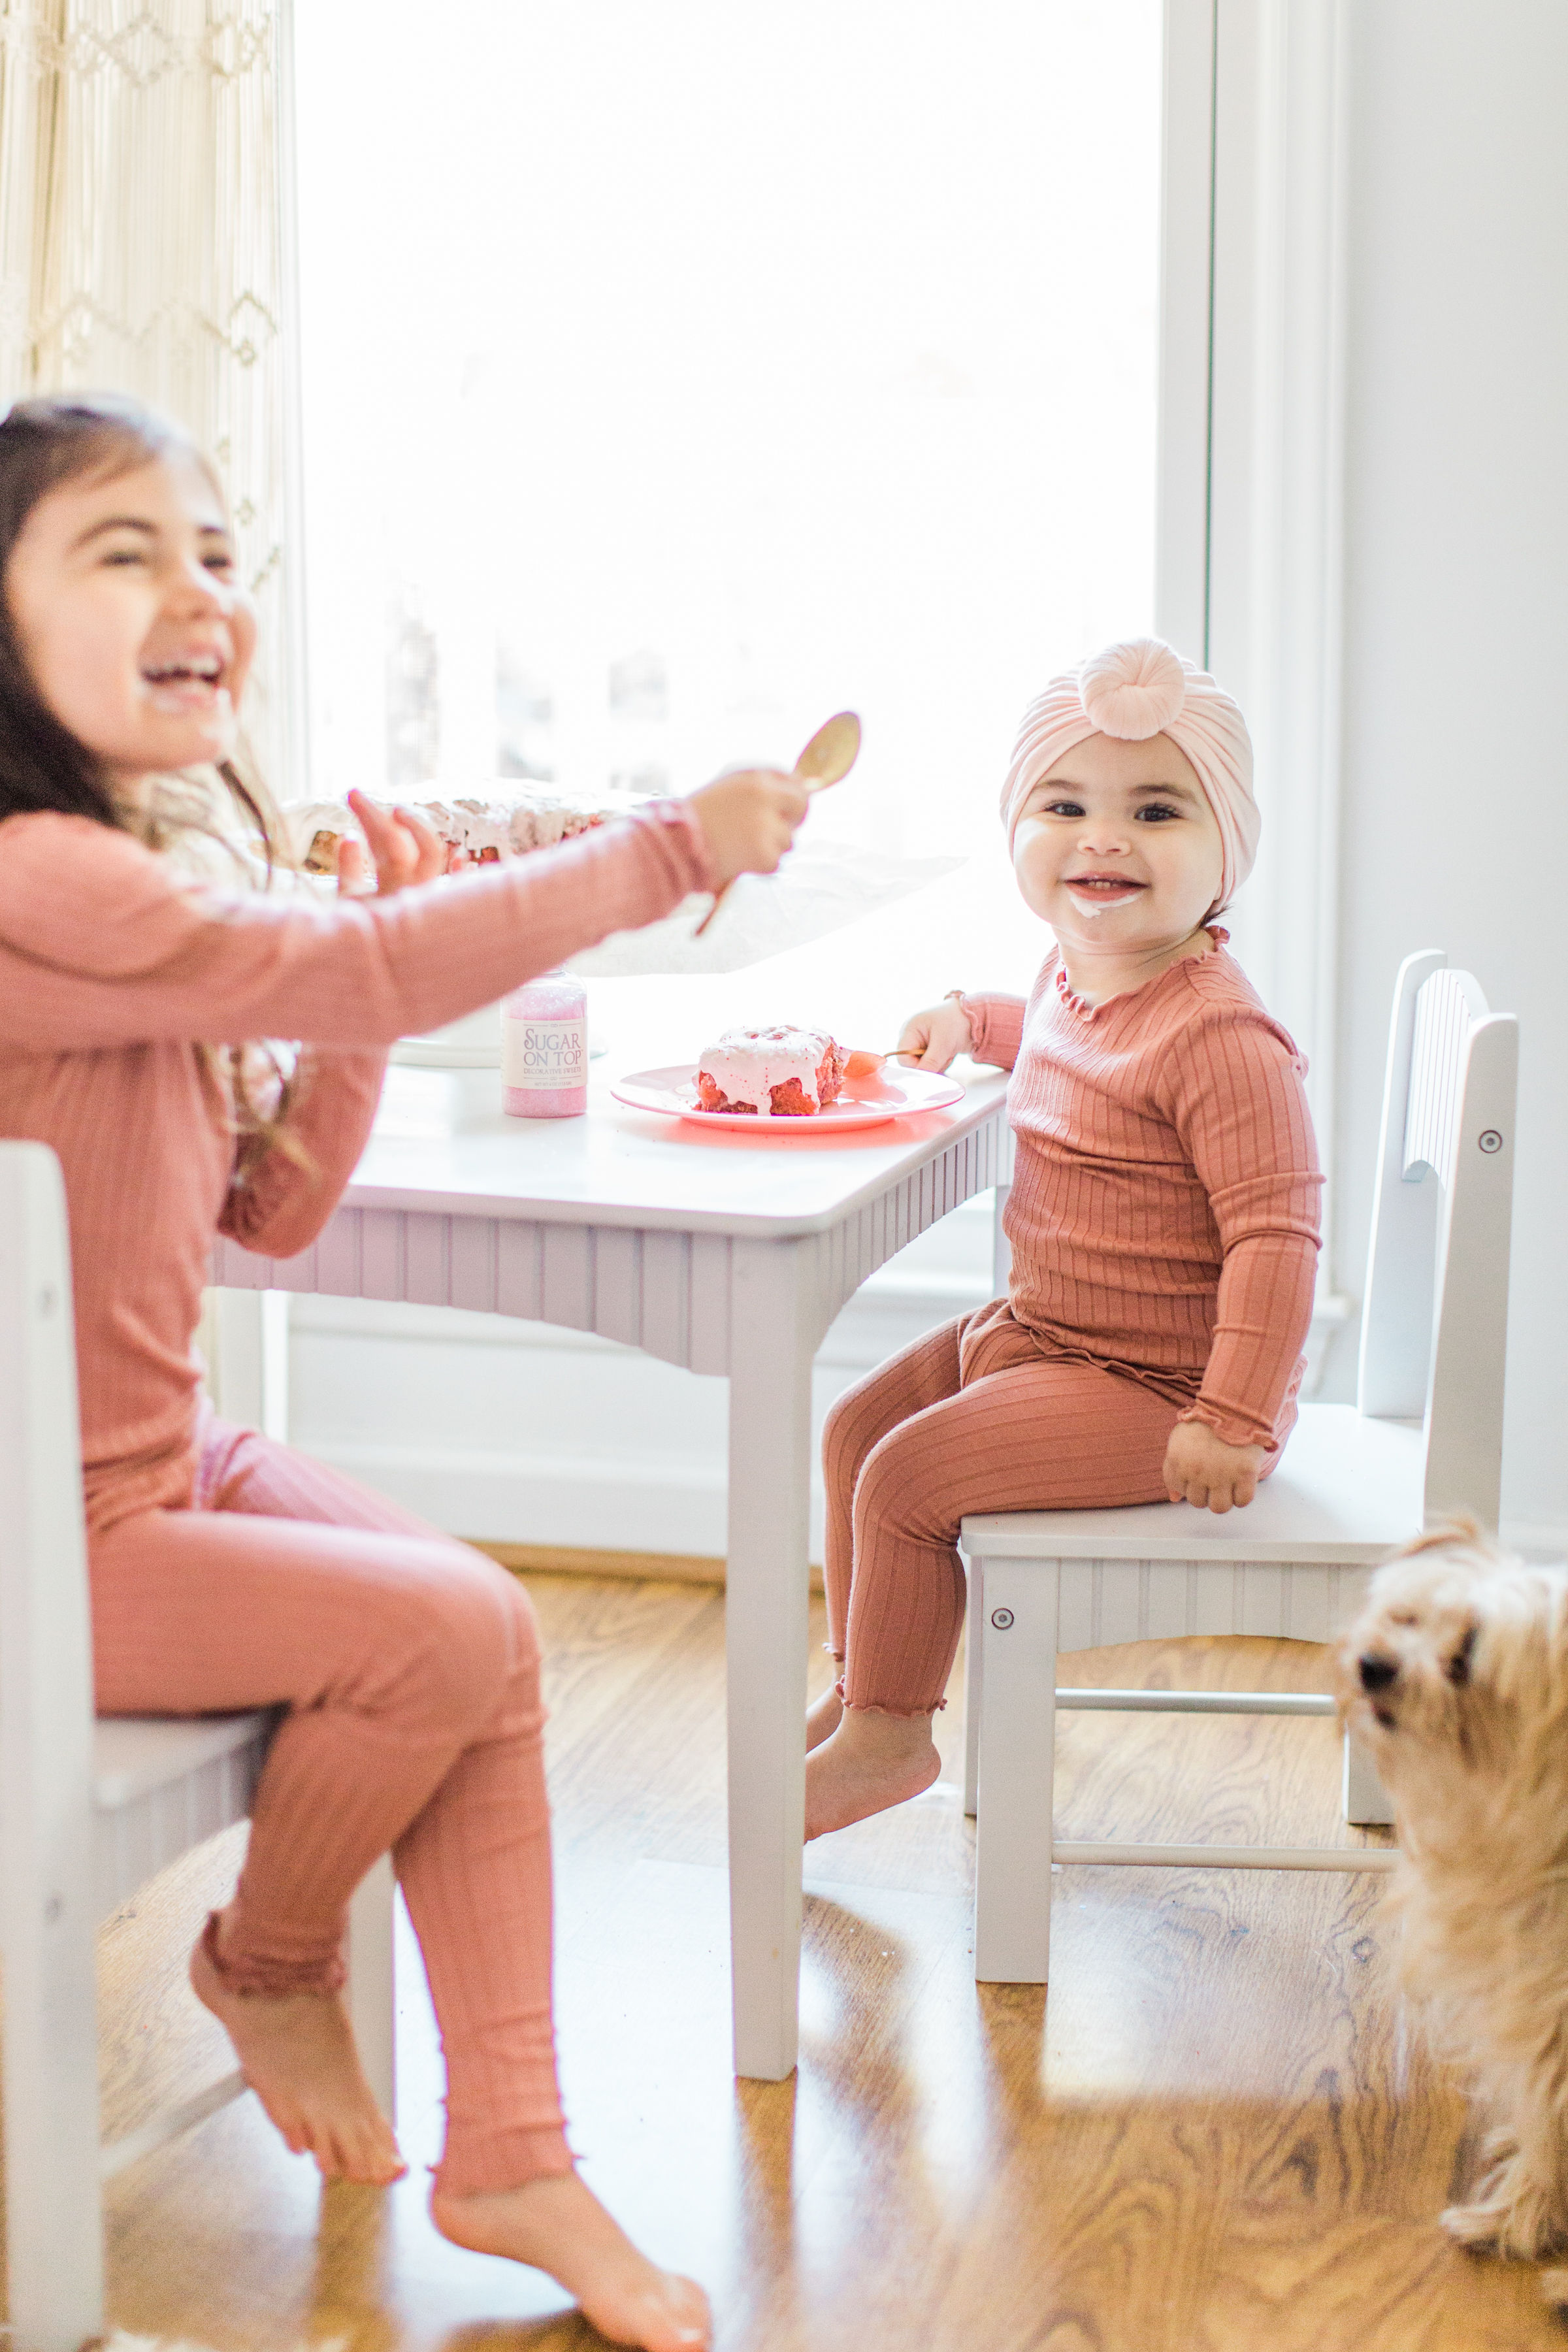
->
[402,1212,450,1307]
[688,1233,732,1376]
[446,1214,497,1315]
[270,1239,318,1296]
[495,1216,542,1320]
[639,1230,690,1365]
[592,1225,642,1349]
[358,1207,405,1303]
[1058,1560,1097,1652]
[310,1211,362,1301]
[540,1223,593,1331]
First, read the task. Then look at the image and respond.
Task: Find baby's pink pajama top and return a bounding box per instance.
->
[962,937,1324,1452]
[0,801,715,1531]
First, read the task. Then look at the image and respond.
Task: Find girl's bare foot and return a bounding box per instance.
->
[806,1682,844,1751]
[804,1704,941,1838]
[190,1908,405,2185]
[432,2170,710,2350]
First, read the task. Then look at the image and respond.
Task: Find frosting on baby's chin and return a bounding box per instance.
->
[697,1025,836,1117]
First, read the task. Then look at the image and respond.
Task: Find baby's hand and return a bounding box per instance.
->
[340,791,451,896]
[896,997,973,1072]
[687,767,810,887]
[1162,1418,1267,1514]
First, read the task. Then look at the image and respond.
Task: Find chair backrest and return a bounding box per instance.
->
[0,1138,95,1805]
[0,1141,103,2301]
[1356,951,1518,1528]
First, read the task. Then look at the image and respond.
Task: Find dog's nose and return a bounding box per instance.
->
[1359,1654,1398,1693]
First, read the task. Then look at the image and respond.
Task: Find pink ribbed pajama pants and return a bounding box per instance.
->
[88,1414,567,2197]
[824,1301,1191,1715]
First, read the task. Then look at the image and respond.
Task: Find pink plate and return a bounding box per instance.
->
[611,1062,966,1132]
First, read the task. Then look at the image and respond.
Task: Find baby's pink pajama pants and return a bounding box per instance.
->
[824,1300,1196,1715]
[88,1413,567,2197]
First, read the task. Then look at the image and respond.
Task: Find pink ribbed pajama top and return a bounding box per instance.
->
[0,799,715,2195]
[825,936,1324,1714]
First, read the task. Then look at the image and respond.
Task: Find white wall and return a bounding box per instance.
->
[283,1196,1003,1563]
[1327,3,1568,1540]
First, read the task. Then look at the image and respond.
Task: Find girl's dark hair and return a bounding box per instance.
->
[0,391,301,1162]
[0,394,195,826]
[0,390,278,857]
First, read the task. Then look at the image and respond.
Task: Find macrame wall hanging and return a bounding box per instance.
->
[0,0,304,790]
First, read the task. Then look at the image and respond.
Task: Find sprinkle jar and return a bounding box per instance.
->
[502,969,589,1118]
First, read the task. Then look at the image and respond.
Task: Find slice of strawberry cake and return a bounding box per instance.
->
[694,1026,849,1117]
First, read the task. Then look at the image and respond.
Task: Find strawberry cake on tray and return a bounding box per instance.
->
[694,1026,849,1118]
[283,791,615,877]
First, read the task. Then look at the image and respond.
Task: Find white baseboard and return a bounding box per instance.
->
[1501,1521,1568,1561]
[297,1433,760,1558]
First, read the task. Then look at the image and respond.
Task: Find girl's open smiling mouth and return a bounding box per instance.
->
[139,651,229,715]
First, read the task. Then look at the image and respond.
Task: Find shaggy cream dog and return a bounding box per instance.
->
[1335,1520,1568,2305]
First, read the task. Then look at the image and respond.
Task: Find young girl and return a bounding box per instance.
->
[804,636,1323,1839]
[0,390,811,2352]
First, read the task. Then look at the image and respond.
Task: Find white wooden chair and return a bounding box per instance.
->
[958,949,1518,1984]
[0,1141,396,2352]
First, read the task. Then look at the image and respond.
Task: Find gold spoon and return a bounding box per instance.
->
[694,709,862,937]
[843,1046,923,1079]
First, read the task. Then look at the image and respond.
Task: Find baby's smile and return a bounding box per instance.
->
[1063,869,1149,913]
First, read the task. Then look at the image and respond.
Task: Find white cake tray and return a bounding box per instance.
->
[389,1002,606,1070]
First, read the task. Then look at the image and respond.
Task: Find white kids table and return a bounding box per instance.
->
[212,1000,1012,2078]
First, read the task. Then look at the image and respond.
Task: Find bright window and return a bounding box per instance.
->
[294,1,1162,857]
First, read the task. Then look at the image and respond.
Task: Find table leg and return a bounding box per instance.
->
[725,1237,815,2080]
[1343,1727,1397,1825]
[346,1852,397,2117]
[962,1552,983,1818]
[206,1288,290,1439]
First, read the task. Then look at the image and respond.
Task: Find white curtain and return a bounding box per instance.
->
[0,0,299,785]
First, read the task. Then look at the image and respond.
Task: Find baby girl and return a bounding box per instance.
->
[805,637,1323,1837]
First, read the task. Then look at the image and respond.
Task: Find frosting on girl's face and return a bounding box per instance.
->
[1011,728,1224,954]
[4,449,256,787]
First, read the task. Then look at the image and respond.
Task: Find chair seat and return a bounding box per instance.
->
[961,1401,1424,1564]
[92,1712,272,1923]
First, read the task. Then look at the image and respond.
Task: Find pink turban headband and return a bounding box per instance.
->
[1000,638,1258,911]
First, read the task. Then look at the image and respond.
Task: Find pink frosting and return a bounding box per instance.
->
[698,1025,834,1116]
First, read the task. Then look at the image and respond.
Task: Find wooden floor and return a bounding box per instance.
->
[63,1571,1561,2351]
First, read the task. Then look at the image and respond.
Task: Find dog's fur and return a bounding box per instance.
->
[1333,1519,1568,2304]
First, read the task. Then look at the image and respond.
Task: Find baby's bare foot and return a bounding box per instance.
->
[806,1684,843,1751]
[190,1911,404,2185]
[432,2170,710,2350]
[804,1706,941,1838]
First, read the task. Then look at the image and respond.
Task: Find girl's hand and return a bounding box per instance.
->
[895,997,974,1072]
[687,767,810,887]
[339,790,452,896]
[1162,1419,1267,1514]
